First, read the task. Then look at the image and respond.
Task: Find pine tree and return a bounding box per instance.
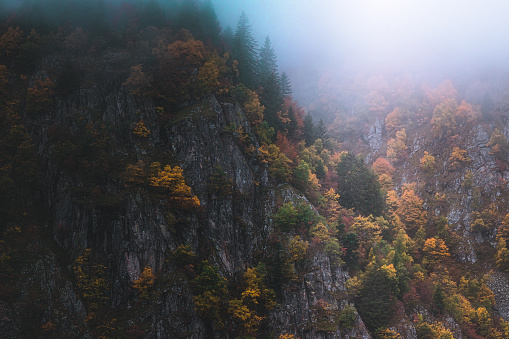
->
[200,0,221,48]
[176,0,202,40]
[221,25,233,52]
[232,12,258,89]
[259,72,283,133]
[303,113,316,147]
[280,72,292,97]
[258,36,278,83]
[336,152,385,216]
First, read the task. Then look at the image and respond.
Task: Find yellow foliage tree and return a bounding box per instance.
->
[243,89,264,126]
[149,163,200,210]
[419,151,436,172]
[73,249,109,311]
[431,99,457,139]
[197,60,220,96]
[26,78,55,113]
[449,147,470,170]
[423,238,450,268]
[122,64,152,99]
[386,129,407,163]
[396,187,427,235]
[0,26,23,57]
[132,266,155,299]
[133,120,150,138]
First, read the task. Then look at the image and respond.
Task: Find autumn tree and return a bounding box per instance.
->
[0,26,23,57]
[193,261,228,329]
[64,27,89,51]
[448,147,470,170]
[419,151,436,172]
[396,186,427,236]
[243,88,264,126]
[386,128,407,163]
[229,266,275,336]
[431,100,457,139]
[73,249,109,311]
[149,162,200,210]
[132,266,155,299]
[422,238,450,268]
[385,107,404,136]
[123,64,152,99]
[487,128,508,161]
[26,77,55,113]
[133,120,150,138]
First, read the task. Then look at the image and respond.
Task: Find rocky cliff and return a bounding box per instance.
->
[0,50,370,338]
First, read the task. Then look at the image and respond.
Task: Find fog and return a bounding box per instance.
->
[213,0,509,71]
[2,0,509,112]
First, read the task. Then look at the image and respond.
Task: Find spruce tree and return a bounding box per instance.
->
[303,113,316,147]
[258,36,278,83]
[200,0,221,48]
[232,12,258,89]
[259,72,283,133]
[221,25,233,52]
[336,152,385,216]
[176,0,202,40]
[280,72,292,97]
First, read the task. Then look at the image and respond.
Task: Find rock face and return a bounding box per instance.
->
[10,52,371,338]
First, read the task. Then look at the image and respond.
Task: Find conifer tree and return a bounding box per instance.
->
[258,36,278,83]
[221,25,233,52]
[303,113,316,147]
[232,12,258,89]
[280,72,292,97]
[200,0,221,48]
[336,152,384,216]
[259,72,283,133]
[176,0,202,40]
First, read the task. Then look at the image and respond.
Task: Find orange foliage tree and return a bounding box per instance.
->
[0,27,23,57]
[123,64,153,99]
[386,129,407,163]
[132,266,155,299]
[396,186,427,235]
[449,147,470,170]
[26,77,55,113]
[431,100,457,139]
[419,151,436,172]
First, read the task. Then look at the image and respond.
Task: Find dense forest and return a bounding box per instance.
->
[1,0,509,338]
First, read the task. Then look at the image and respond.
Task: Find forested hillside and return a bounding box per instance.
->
[1,1,509,338]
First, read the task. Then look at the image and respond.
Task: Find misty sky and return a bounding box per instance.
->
[213,0,509,74]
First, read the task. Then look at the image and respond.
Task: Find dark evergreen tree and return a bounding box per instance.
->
[287,105,299,138]
[303,113,316,147]
[342,232,359,267]
[336,152,385,216]
[259,72,284,133]
[232,11,258,89]
[139,0,166,29]
[176,0,202,40]
[355,265,399,333]
[433,285,445,315]
[199,0,221,48]
[221,25,234,52]
[280,72,292,97]
[258,36,278,83]
[316,118,332,149]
